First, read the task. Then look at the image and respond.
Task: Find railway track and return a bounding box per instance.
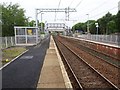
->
[63,36,120,68]
[57,36,119,88]
[54,36,119,89]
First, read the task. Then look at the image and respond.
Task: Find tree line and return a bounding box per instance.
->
[72,11,120,35]
[1,3,120,36]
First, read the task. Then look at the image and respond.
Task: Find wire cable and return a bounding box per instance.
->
[55,0,62,21]
[75,0,84,9]
[58,0,61,8]
[87,0,108,14]
[89,6,117,19]
[74,6,117,22]
[67,0,84,21]
[68,0,75,7]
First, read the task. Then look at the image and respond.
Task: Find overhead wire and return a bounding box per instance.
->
[55,0,62,21]
[73,0,118,22]
[66,0,84,22]
[78,6,118,22]
[58,0,61,8]
[87,0,108,14]
[68,0,75,7]
[75,0,84,9]
[89,6,117,19]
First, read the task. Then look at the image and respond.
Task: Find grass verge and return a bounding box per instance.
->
[2,46,27,66]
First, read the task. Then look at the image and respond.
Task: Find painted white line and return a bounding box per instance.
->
[0,49,29,70]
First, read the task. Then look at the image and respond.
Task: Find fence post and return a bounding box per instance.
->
[110,35,112,43]
[115,35,118,44]
[0,37,2,49]
[102,35,104,42]
[5,37,8,48]
[105,35,107,42]
[11,37,14,46]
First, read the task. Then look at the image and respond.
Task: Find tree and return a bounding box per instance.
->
[1,3,27,36]
[88,20,96,34]
[72,20,96,34]
[71,12,119,35]
[28,20,36,26]
[107,20,117,34]
[39,22,45,32]
[115,11,120,33]
[72,22,86,33]
[97,12,112,34]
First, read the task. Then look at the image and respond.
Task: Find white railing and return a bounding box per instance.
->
[0,34,50,49]
[0,37,15,49]
[78,35,119,45]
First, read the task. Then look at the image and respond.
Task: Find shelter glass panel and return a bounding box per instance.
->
[27,29,36,35]
[16,37,26,44]
[16,28,25,35]
[27,36,36,44]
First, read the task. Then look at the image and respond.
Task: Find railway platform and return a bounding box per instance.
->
[37,36,72,88]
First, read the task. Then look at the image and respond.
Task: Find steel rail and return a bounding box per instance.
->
[55,38,83,90]
[64,37,120,68]
[57,37,119,90]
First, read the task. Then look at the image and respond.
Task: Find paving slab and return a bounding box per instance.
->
[49,43,55,49]
[43,55,59,66]
[37,36,72,89]
[37,36,66,88]
[37,83,66,88]
[38,66,65,84]
[47,49,56,53]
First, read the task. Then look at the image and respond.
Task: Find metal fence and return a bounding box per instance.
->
[78,35,120,45]
[0,34,49,49]
[0,37,15,49]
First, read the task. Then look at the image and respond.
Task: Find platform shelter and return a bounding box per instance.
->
[14,27,40,46]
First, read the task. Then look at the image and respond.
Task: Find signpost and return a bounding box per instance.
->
[95,23,99,35]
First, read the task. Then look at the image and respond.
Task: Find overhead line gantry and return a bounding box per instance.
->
[35,8,77,27]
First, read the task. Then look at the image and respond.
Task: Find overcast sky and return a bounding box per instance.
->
[1,0,120,27]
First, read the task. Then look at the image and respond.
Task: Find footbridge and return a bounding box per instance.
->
[46,23,68,33]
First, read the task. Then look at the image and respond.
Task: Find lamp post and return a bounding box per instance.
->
[35,9,38,27]
[35,9,41,27]
[41,13,44,32]
[86,14,90,34]
[44,21,47,33]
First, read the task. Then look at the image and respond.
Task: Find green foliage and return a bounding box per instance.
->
[115,11,120,33]
[72,12,120,34]
[1,3,27,36]
[107,20,117,34]
[40,32,45,34]
[2,47,26,65]
[88,20,96,34]
[97,12,113,34]
[72,20,97,34]
[39,22,45,32]
[38,22,45,28]
[28,20,35,26]
[72,22,87,33]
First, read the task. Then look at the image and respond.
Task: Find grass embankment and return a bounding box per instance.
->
[2,47,27,66]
